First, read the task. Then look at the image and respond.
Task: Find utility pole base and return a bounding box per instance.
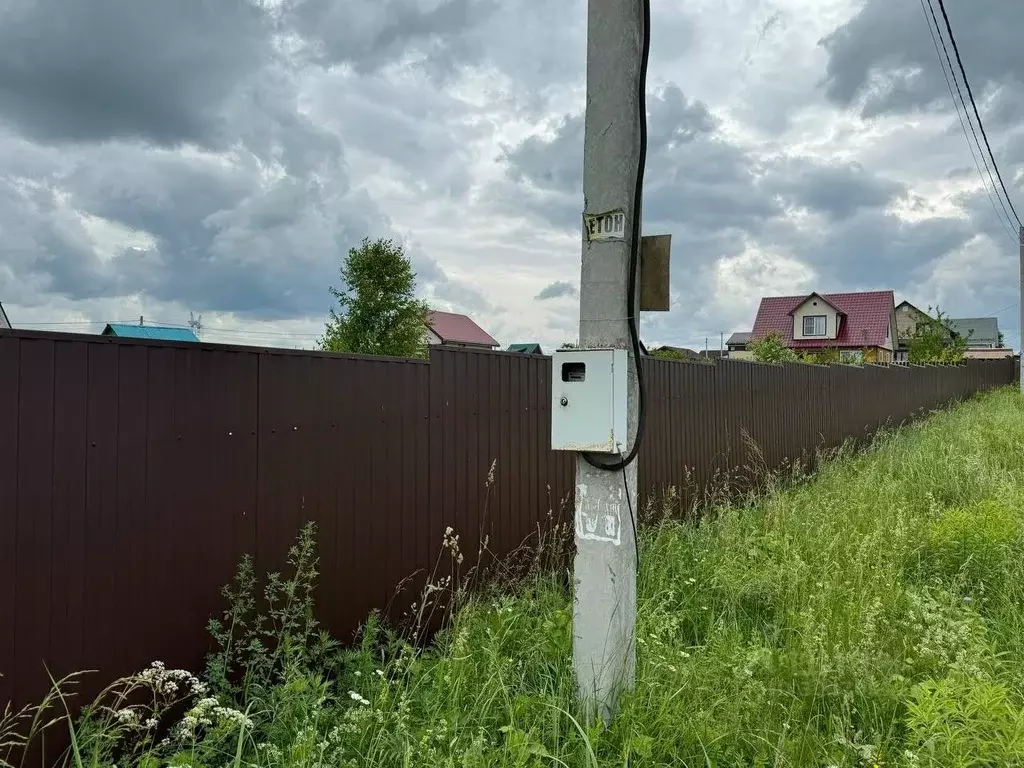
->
[572,439,638,723]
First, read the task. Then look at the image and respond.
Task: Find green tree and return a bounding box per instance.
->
[750,332,797,363]
[319,238,429,358]
[908,306,968,364]
[651,347,691,361]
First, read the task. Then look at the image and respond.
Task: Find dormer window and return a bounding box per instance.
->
[803,315,826,336]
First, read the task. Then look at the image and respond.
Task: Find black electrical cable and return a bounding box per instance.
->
[919,0,1016,242]
[935,0,1023,229]
[621,462,640,571]
[583,0,650,475]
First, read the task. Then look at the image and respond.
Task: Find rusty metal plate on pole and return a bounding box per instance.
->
[640,234,671,311]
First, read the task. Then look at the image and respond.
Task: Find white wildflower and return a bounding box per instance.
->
[213,706,253,729]
[348,691,370,706]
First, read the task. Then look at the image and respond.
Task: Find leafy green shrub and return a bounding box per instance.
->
[905,674,1024,766]
[918,501,1019,594]
[749,332,797,363]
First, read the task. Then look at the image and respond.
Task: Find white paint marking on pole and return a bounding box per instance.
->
[574,482,623,545]
[584,209,627,241]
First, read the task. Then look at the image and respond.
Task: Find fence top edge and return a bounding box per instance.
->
[0,328,432,364]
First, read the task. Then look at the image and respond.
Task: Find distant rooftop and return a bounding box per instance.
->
[428,310,499,348]
[102,323,200,342]
[726,331,750,346]
[507,342,544,355]
[0,302,9,330]
[947,317,1000,347]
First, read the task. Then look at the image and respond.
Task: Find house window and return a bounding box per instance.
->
[802,315,826,336]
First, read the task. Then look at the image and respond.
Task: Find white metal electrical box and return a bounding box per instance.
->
[550,348,628,454]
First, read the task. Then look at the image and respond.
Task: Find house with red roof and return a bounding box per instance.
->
[750,290,897,363]
[427,310,499,350]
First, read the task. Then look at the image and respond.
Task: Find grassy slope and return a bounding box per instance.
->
[56,389,1024,766]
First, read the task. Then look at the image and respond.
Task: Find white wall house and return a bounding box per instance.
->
[791,295,842,341]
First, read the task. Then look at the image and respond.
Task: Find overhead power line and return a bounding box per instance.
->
[145,319,322,338]
[935,0,1023,229]
[988,301,1018,317]
[918,0,1016,243]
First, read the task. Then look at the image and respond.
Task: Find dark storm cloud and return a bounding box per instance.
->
[504,113,583,192]
[535,281,578,300]
[820,0,1024,124]
[0,174,108,300]
[775,207,972,289]
[285,0,497,76]
[0,0,271,147]
[763,159,907,220]
[0,136,381,317]
[499,84,909,236]
[306,68,483,198]
[2,133,484,320]
[504,85,716,198]
[495,85,726,232]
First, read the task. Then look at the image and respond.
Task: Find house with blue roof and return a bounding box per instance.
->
[102,323,199,342]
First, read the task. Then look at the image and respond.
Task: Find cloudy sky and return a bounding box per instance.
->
[1,0,1021,352]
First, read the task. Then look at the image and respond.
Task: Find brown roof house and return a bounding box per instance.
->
[427,310,499,350]
[750,290,897,363]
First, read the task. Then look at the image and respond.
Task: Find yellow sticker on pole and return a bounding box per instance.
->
[584,209,626,241]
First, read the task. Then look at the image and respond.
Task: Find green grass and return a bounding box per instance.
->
[12,388,1024,767]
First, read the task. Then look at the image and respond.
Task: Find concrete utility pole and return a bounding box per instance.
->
[1019,225,1023,392]
[574,0,645,723]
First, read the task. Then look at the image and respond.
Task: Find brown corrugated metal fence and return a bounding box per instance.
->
[0,330,1016,716]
